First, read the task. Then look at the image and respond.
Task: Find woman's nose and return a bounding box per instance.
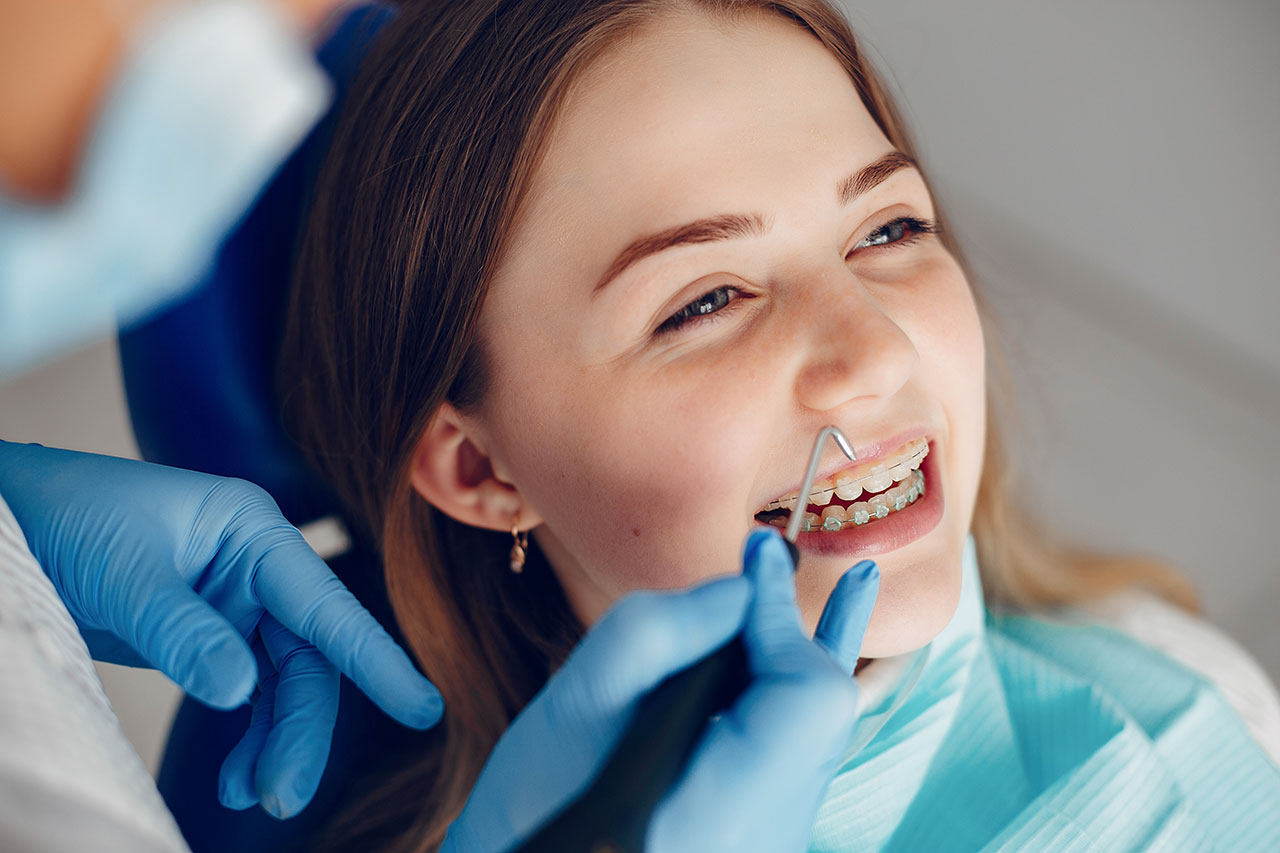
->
[791,277,919,413]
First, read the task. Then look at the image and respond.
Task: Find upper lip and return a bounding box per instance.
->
[755,427,933,511]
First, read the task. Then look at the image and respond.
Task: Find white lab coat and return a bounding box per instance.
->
[0,491,190,853]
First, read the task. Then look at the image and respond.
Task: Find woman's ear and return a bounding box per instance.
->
[409,403,542,531]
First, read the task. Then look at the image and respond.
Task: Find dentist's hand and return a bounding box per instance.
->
[443,527,879,853]
[0,441,443,819]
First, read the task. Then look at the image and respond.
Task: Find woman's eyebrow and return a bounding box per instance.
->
[592,150,917,295]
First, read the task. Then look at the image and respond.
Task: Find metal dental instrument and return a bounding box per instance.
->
[515,425,856,853]
[784,425,858,554]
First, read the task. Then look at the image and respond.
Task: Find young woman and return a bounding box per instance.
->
[278,0,1280,848]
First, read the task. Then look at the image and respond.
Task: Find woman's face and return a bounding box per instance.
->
[470,8,985,656]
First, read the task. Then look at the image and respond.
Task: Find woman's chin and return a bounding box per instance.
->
[860,555,964,659]
[799,546,965,660]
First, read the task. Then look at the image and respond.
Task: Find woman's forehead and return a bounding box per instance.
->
[512,8,890,253]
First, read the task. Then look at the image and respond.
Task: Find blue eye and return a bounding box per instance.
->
[852,216,939,252]
[656,285,747,336]
[654,216,938,337]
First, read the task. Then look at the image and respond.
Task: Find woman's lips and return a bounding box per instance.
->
[758,446,945,560]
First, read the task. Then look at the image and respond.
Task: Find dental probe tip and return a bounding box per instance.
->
[783,425,857,547]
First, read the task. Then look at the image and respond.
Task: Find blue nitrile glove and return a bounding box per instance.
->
[0,440,444,819]
[442,527,879,852]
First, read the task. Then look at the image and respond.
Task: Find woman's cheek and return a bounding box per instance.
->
[510,398,721,592]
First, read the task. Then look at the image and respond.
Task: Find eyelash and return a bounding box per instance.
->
[654,215,939,336]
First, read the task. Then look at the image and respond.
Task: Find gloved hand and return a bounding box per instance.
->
[442,527,879,852]
[0,440,443,819]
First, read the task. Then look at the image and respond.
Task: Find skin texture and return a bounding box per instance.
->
[415,7,987,658]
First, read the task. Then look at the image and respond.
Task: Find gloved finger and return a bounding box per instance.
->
[120,570,256,709]
[252,615,339,820]
[738,528,823,676]
[654,673,857,853]
[238,525,443,729]
[711,529,857,771]
[76,628,151,668]
[452,576,752,849]
[653,531,858,851]
[812,560,879,675]
[735,530,858,741]
[219,640,277,811]
[533,575,753,745]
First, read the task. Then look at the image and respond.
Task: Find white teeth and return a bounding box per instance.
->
[760,437,929,512]
[834,481,865,502]
[821,505,847,530]
[834,478,863,501]
[761,469,926,534]
[865,465,894,493]
[810,487,835,507]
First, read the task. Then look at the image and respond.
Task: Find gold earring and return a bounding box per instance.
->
[509,512,529,574]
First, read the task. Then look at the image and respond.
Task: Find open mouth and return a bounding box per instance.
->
[754,437,929,533]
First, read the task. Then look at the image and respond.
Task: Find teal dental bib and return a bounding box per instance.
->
[811,537,1280,851]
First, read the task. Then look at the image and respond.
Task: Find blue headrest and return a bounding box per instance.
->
[119,4,394,526]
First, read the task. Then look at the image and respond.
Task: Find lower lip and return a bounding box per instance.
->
[765,446,945,560]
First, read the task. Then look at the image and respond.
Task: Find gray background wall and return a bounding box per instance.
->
[0,0,1276,776]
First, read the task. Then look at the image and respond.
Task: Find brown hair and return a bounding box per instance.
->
[280,1,1197,848]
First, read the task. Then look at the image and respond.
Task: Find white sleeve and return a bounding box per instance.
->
[1074,588,1280,770]
[0,492,190,853]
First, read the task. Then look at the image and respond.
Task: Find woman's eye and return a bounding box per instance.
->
[652,216,937,339]
[851,215,939,254]
[655,285,746,336]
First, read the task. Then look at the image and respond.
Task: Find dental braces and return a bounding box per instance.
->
[773,469,927,532]
[764,442,928,512]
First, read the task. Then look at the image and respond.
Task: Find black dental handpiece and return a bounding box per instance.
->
[514,543,801,852]
[512,630,754,852]
[513,427,851,852]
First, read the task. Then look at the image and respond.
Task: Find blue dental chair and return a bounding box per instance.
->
[117,6,417,850]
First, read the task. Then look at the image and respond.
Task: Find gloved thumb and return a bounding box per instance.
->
[444,575,751,853]
[119,571,257,709]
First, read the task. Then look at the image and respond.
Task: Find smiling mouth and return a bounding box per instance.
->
[753,438,929,532]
